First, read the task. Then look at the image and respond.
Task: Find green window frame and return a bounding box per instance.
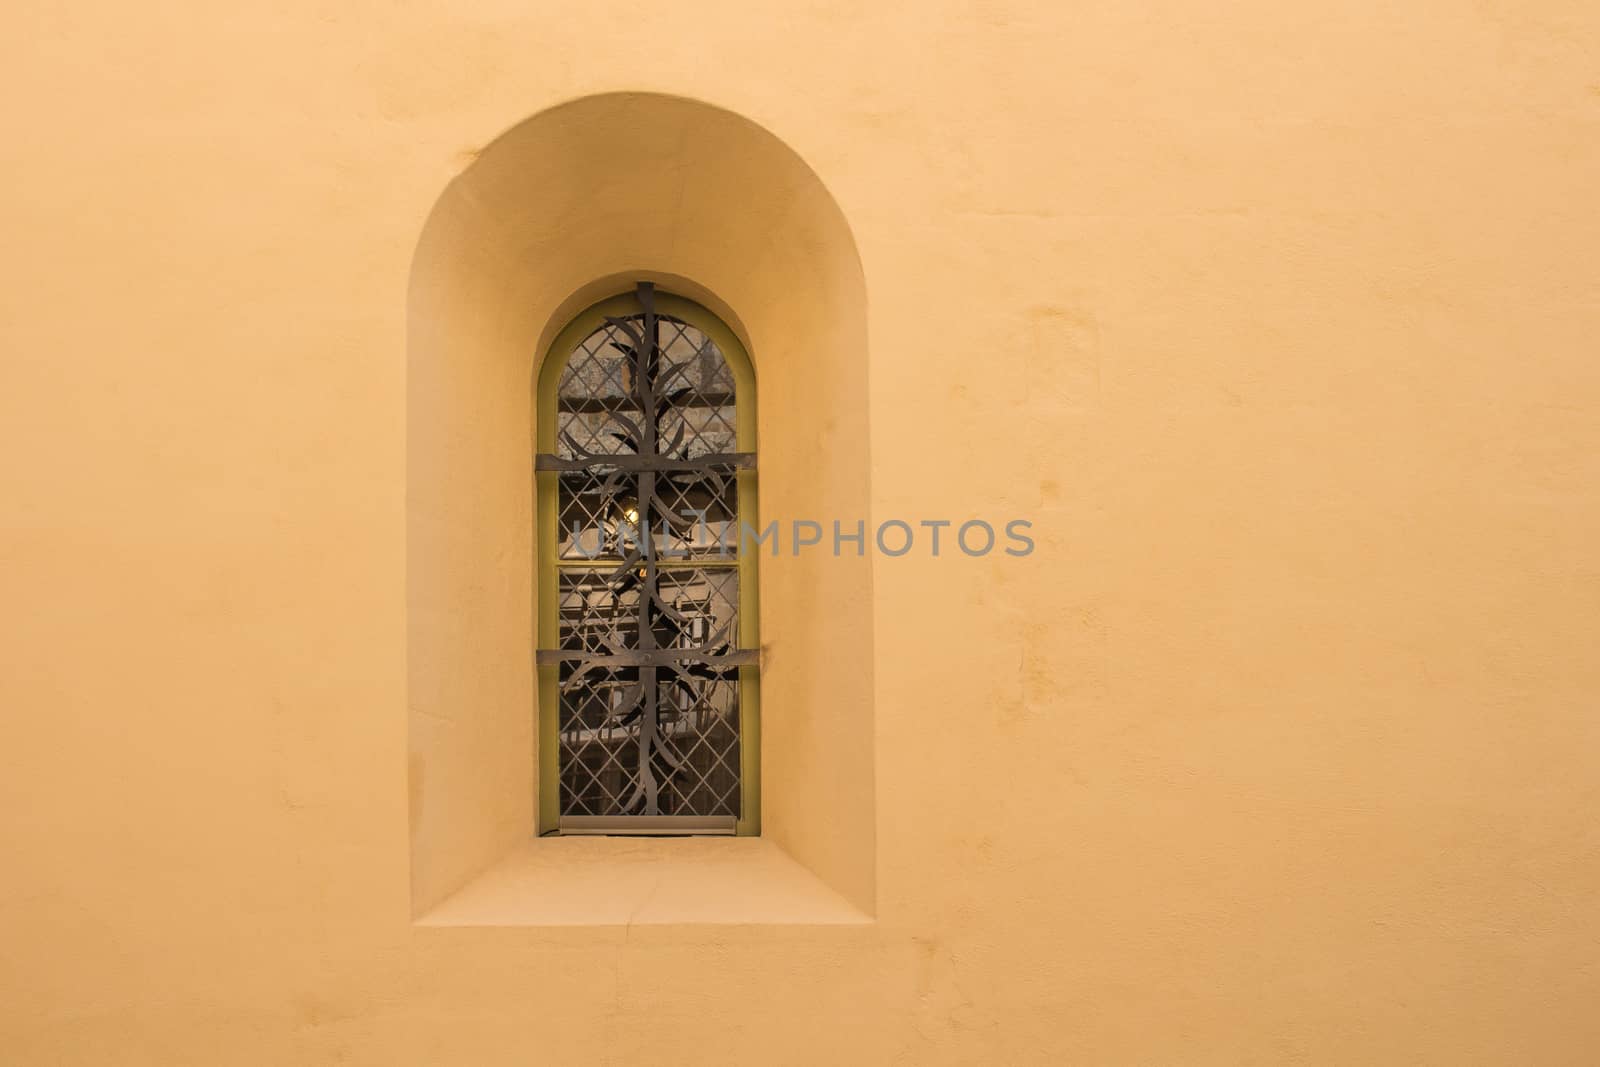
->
[535,285,760,836]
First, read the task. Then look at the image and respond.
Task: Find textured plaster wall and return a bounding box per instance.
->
[3,2,1600,1064]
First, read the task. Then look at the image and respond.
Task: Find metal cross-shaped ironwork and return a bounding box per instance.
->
[537,283,755,822]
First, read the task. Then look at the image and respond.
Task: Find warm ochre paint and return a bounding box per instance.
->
[3,4,1600,1064]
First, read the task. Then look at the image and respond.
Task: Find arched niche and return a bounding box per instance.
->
[407,93,874,918]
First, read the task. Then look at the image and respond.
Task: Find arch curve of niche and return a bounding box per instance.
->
[407,93,873,920]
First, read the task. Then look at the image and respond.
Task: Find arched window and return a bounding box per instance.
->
[535,283,759,836]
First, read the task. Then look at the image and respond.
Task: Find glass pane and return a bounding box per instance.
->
[555,314,739,562]
[546,295,750,823]
[556,568,741,661]
[556,568,742,818]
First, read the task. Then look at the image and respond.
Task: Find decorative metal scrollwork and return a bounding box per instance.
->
[536,283,754,821]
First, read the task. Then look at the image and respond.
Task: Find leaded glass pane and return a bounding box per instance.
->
[539,284,754,825]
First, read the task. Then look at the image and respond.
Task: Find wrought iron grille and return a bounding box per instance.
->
[536,283,756,828]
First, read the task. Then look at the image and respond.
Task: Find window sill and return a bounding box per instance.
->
[414,836,870,927]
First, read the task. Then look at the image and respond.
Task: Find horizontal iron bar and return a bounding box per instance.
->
[556,392,735,415]
[535,452,755,472]
[558,815,735,836]
[555,557,741,568]
[536,648,759,667]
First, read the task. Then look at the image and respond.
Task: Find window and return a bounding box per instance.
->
[535,283,759,835]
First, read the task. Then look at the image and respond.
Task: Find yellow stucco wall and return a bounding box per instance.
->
[3,3,1599,1063]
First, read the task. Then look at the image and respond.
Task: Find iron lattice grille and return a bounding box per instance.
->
[536,284,755,821]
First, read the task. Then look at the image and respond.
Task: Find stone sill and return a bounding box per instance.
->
[415,836,870,927]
